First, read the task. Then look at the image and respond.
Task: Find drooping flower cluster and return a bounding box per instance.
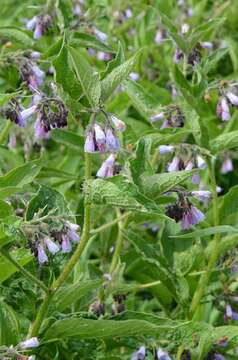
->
[26,14,52,40]
[84,114,126,153]
[166,191,210,230]
[150,106,185,128]
[4,97,68,139]
[30,221,80,265]
[217,86,238,121]
[20,60,45,91]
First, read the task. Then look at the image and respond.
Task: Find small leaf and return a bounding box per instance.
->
[0,159,41,188]
[0,300,19,345]
[210,130,238,152]
[51,128,84,148]
[0,248,33,283]
[0,27,34,47]
[71,32,114,53]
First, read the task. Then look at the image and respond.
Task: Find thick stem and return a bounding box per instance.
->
[189,158,220,318]
[0,248,48,293]
[28,152,92,337]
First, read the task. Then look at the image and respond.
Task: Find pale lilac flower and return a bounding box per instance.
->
[125,8,133,18]
[173,49,184,63]
[20,337,39,349]
[226,92,238,106]
[158,145,174,154]
[8,134,16,149]
[94,124,106,144]
[167,156,180,172]
[129,72,139,81]
[216,185,222,193]
[45,238,59,255]
[84,130,95,153]
[197,155,206,169]
[97,51,111,61]
[225,304,238,321]
[214,355,225,360]
[201,42,213,49]
[97,154,115,178]
[157,348,171,360]
[217,97,231,121]
[32,64,45,85]
[73,4,82,16]
[31,93,42,106]
[26,16,38,30]
[37,244,48,264]
[181,23,189,34]
[105,128,120,151]
[20,105,37,124]
[34,23,44,39]
[192,173,201,185]
[155,29,163,44]
[110,115,126,132]
[61,234,72,253]
[67,222,80,243]
[34,116,50,139]
[160,119,170,129]
[93,27,108,42]
[181,205,204,230]
[131,346,146,360]
[31,51,41,60]
[191,190,211,202]
[185,161,194,170]
[221,158,233,174]
[29,356,36,360]
[150,112,165,123]
[171,86,177,100]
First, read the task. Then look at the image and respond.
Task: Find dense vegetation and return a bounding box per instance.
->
[0,0,238,359]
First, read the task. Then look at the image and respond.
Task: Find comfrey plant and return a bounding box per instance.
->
[0,1,238,359]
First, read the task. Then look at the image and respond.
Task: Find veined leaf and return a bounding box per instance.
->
[0,159,41,188]
[51,128,84,148]
[0,26,33,47]
[71,32,114,53]
[170,226,238,239]
[210,130,238,152]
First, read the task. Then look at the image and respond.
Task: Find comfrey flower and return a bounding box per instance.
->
[150,112,165,123]
[129,72,140,81]
[34,115,50,139]
[159,145,174,155]
[93,27,108,42]
[167,156,181,172]
[5,100,25,127]
[66,222,80,243]
[196,155,207,169]
[96,154,116,178]
[155,29,165,44]
[181,205,204,230]
[26,14,52,39]
[20,61,45,91]
[110,115,126,132]
[131,346,146,360]
[37,243,48,264]
[20,337,39,349]
[44,238,60,255]
[61,234,72,253]
[224,304,238,321]
[191,190,211,203]
[217,97,231,121]
[173,48,184,64]
[226,91,238,106]
[157,348,172,360]
[20,105,37,123]
[221,157,233,174]
[200,41,213,50]
[105,128,120,152]
[214,355,225,360]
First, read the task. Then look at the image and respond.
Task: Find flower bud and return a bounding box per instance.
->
[158,145,174,154]
[150,112,164,123]
[20,337,39,349]
[110,115,126,132]
[191,190,211,202]
[45,238,59,255]
[105,128,120,151]
[217,97,231,121]
[61,234,72,253]
[131,346,146,360]
[97,154,115,178]
[226,92,238,106]
[167,156,181,172]
[221,158,233,174]
[157,348,171,360]
[37,244,48,264]
[84,130,95,153]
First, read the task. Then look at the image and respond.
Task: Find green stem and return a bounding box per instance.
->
[0,248,48,293]
[28,152,92,337]
[189,158,220,318]
[91,212,131,235]
[109,210,129,274]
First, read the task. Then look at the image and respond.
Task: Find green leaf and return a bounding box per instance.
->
[210,130,238,153]
[0,26,34,47]
[158,11,188,53]
[170,225,238,239]
[86,179,145,211]
[0,200,13,218]
[100,50,141,102]
[124,79,160,118]
[141,170,197,198]
[68,45,101,108]
[26,185,68,221]
[0,300,19,345]
[219,185,238,225]
[0,159,41,188]
[51,128,84,148]
[0,248,33,283]
[71,32,114,53]
[53,43,82,100]
[130,137,153,188]
[103,42,125,78]
[54,279,102,312]
[201,48,228,74]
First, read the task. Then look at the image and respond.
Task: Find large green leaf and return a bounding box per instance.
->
[0,26,34,47]
[210,130,238,153]
[0,248,33,283]
[51,128,84,148]
[0,159,41,188]
[0,300,19,345]
[68,46,101,108]
[100,50,141,102]
[71,32,114,53]
[170,226,238,239]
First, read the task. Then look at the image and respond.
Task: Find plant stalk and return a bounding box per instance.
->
[28,152,92,337]
[189,158,220,318]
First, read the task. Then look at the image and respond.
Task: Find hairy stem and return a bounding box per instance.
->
[189,158,220,318]
[0,248,48,293]
[28,152,92,337]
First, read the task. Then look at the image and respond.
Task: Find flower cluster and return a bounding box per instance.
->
[20,60,45,91]
[84,114,126,153]
[217,86,238,121]
[165,191,210,230]
[150,106,185,128]
[26,14,52,40]
[30,221,80,265]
